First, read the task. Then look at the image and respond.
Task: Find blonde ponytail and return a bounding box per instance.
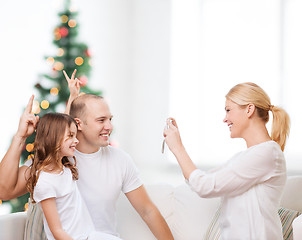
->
[270,106,290,151]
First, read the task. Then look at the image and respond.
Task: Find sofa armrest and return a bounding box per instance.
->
[0,211,26,240]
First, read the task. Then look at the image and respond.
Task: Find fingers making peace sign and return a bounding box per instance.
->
[63,69,80,98]
[15,95,39,140]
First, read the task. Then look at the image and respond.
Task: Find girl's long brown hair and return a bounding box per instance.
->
[26,113,79,202]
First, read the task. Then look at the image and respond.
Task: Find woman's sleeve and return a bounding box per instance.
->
[188,147,277,198]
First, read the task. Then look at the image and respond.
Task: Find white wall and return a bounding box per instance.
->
[0,0,58,157]
[76,0,172,176]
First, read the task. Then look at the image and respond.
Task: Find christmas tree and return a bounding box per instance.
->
[7,0,101,213]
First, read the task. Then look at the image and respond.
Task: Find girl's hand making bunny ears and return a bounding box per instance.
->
[63,69,81,98]
[15,95,39,140]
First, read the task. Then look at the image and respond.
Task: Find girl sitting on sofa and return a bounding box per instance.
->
[26,112,121,240]
[163,82,290,239]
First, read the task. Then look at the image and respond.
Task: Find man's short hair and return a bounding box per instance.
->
[69,94,103,121]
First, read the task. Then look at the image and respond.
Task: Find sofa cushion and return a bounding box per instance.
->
[203,205,221,240]
[117,183,221,240]
[280,176,302,212]
[0,211,27,240]
[24,199,47,240]
[279,207,301,240]
[117,183,175,240]
[172,184,220,240]
[204,206,301,240]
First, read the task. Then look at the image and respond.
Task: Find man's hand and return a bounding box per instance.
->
[15,95,39,140]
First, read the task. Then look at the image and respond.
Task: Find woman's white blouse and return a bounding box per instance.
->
[189,141,286,240]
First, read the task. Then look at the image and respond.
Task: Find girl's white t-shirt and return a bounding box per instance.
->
[33,167,95,240]
[189,141,286,240]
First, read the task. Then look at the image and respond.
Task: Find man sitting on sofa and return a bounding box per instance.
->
[0,70,174,240]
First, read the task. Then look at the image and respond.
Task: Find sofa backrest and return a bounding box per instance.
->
[280,176,302,212]
[116,176,302,240]
[116,183,220,240]
[0,176,301,240]
[0,211,26,240]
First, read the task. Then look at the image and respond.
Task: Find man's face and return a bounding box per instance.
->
[78,98,113,152]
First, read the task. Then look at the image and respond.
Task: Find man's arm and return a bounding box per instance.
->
[0,95,38,200]
[0,164,29,201]
[63,69,80,114]
[125,185,174,240]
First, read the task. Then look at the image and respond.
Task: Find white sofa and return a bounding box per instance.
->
[0,176,302,240]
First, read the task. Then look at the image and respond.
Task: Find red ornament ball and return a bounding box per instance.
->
[59,27,69,38]
[85,49,91,57]
[79,76,88,87]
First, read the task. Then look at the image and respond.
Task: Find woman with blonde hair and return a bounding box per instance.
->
[164,82,290,239]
